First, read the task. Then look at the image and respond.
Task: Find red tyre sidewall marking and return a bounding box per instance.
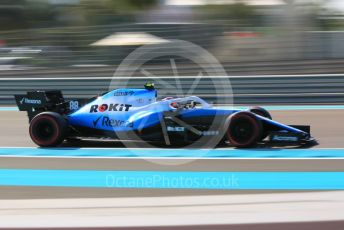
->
[226,113,260,146]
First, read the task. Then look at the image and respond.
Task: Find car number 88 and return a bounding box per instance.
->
[69,101,79,110]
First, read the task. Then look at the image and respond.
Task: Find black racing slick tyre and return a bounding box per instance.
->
[226,111,263,148]
[249,106,272,120]
[29,112,68,147]
[249,106,272,140]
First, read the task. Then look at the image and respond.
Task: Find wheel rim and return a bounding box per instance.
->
[30,116,60,146]
[35,119,56,142]
[230,118,254,143]
[226,112,262,147]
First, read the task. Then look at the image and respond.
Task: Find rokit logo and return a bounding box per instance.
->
[93,116,133,128]
[90,104,132,113]
[20,98,42,105]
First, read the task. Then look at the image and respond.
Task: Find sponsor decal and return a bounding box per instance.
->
[202,131,219,136]
[20,98,42,105]
[166,127,219,136]
[92,116,102,127]
[90,104,132,113]
[114,91,135,96]
[136,98,144,104]
[271,135,298,142]
[167,126,185,132]
[93,116,133,128]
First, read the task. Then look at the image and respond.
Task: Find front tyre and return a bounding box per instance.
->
[249,106,272,120]
[29,112,67,147]
[226,111,263,148]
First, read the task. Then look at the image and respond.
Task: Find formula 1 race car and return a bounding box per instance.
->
[15,83,314,148]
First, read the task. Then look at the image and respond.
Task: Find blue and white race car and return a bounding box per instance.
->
[15,83,314,148]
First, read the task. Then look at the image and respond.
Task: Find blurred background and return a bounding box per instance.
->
[1,0,344,72]
[2,0,344,105]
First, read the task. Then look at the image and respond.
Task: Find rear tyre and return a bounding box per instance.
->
[226,111,263,148]
[29,112,67,147]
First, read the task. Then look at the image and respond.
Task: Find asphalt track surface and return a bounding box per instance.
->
[0,109,343,199]
[1,109,344,229]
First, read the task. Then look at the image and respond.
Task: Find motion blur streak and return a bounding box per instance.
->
[0,191,344,229]
[3,74,344,105]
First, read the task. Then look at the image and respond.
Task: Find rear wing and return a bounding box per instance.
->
[15,90,94,122]
[15,90,66,122]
